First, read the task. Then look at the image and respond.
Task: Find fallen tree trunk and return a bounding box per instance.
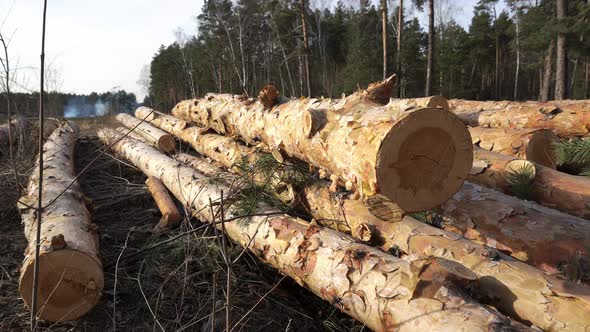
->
[469,127,558,168]
[115,113,176,153]
[171,76,473,212]
[98,128,529,332]
[146,177,182,232]
[441,181,590,276]
[17,122,103,322]
[387,96,449,110]
[449,99,590,137]
[176,152,590,332]
[469,147,590,219]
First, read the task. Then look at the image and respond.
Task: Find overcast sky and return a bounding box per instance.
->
[0,0,499,100]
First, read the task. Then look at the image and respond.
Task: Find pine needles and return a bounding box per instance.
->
[552,138,590,176]
[505,162,536,200]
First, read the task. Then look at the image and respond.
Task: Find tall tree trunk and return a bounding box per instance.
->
[99,128,529,332]
[541,42,554,102]
[570,57,578,94]
[425,0,434,96]
[514,11,520,100]
[397,0,403,97]
[555,0,568,100]
[586,59,590,98]
[300,0,311,97]
[381,0,388,79]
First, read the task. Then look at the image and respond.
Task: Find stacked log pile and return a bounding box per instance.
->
[98,77,590,330]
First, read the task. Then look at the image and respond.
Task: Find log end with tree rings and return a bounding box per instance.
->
[525,129,558,168]
[504,159,536,179]
[376,108,473,212]
[157,135,176,153]
[19,246,103,322]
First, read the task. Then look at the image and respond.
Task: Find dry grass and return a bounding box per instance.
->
[0,117,362,331]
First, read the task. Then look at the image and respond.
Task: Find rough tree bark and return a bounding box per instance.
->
[397,0,403,97]
[115,113,176,153]
[171,77,473,212]
[146,177,182,232]
[442,181,590,276]
[98,128,530,332]
[449,99,590,137]
[469,127,558,168]
[541,42,555,102]
[381,0,388,79]
[146,128,590,331]
[300,0,311,97]
[17,122,103,322]
[469,147,590,219]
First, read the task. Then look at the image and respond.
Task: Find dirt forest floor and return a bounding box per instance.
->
[0,117,363,332]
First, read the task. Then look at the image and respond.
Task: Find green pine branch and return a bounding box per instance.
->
[552,138,590,166]
[505,163,536,200]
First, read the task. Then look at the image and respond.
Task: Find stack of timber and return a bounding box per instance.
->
[17,121,103,322]
[133,111,590,331]
[170,75,474,213]
[470,146,590,219]
[449,99,590,137]
[98,128,532,332]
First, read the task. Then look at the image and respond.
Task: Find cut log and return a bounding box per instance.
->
[135,107,187,134]
[98,128,530,332]
[469,127,558,168]
[170,77,473,212]
[470,146,590,219]
[17,122,103,322]
[387,96,449,111]
[441,181,590,275]
[450,99,590,137]
[146,177,182,232]
[177,150,590,332]
[115,113,176,153]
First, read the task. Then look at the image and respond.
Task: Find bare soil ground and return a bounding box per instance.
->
[0,117,362,332]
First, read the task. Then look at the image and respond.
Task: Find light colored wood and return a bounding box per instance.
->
[115,113,176,153]
[98,128,529,332]
[18,122,102,322]
[442,181,590,275]
[170,77,473,212]
[470,146,590,219]
[146,177,182,232]
[388,96,449,110]
[469,127,558,168]
[450,99,590,137]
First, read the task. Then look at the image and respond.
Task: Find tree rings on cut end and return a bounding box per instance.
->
[157,135,177,153]
[19,249,103,322]
[504,159,536,179]
[302,109,327,138]
[375,108,473,212]
[525,129,558,168]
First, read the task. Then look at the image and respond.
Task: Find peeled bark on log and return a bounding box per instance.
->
[17,122,103,322]
[469,127,558,168]
[115,113,176,153]
[177,151,590,332]
[449,99,590,137]
[441,181,590,276]
[387,96,449,111]
[98,128,530,332]
[146,177,182,232]
[470,147,590,219]
[171,77,473,212]
[135,107,187,134]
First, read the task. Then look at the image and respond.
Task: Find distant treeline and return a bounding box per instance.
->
[147,0,590,112]
[0,90,137,118]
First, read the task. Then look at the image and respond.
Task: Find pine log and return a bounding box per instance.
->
[387,96,449,111]
[171,77,473,212]
[470,146,590,218]
[115,113,176,153]
[469,127,558,168]
[176,152,590,332]
[146,177,182,232]
[98,128,530,332]
[441,181,590,276]
[449,99,590,137]
[135,106,187,133]
[17,122,103,322]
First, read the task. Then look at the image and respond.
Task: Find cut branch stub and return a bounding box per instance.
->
[364,74,396,104]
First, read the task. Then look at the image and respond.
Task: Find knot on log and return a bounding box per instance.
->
[258,85,280,109]
[365,74,396,105]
